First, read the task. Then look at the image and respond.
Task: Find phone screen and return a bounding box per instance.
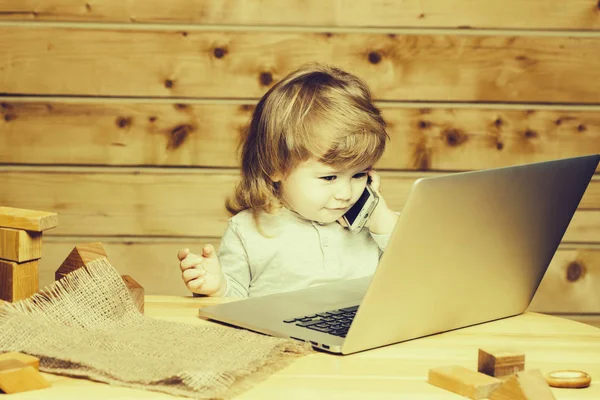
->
[344,187,371,225]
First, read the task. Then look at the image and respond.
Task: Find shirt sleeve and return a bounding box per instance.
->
[368,211,400,252]
[369,231,392,252]
[217,220,251,298]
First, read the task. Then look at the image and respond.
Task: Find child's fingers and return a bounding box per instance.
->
[182,268,206,284]
[201,244,218,259]
[187,277,206,291]
[367,170,382,193]
[177,248,190,261]
[179,253,203,271]
[337,217,349,227]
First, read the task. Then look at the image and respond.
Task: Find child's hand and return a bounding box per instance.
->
[178,245,227,296]
[364,170,398,234]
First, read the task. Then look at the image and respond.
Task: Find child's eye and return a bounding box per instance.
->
[320,175,337,181]
[353,172,368,179]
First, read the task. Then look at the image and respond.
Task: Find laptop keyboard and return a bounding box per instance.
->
[283,305,359,337]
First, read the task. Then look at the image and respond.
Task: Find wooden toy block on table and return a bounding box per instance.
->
[478,348,525,378]
[55,242,107,281]
[0,206,58,232]
[490,369,556,400]
[0,352,40,370]
[122,275,145,314]
[0,259,38,302]
[0,227,42,263]
[56,243,145,314]
[428,365,502,399]
[0,359,50,394]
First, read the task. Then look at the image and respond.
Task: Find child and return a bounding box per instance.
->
[178,63,398,298]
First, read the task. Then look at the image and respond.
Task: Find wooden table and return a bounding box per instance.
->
[9,295,600,399]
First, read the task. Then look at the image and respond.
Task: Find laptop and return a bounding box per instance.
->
[198,154,600,354]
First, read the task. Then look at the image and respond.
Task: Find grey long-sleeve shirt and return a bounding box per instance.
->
[218,207,391,298]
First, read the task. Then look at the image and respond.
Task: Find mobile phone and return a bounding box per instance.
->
[342,184,379,232]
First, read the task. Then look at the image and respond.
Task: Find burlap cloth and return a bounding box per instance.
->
[0,258,313,398]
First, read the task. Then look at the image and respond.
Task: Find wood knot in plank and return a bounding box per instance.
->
[523,129,538,139]
[442,128,468,147]
[259,72,273,86]
[494,118,503,128]
[174,103,189,111]
[148,116,157,123]
[164,79,174,89]
[418,120,431,129]
[368,51,382,64]
[577,124,587,132]
[213,47,228,59]
[167,124,193,150]
[116,116,132,129]
[3,113,17,122]
[240,104,254,112]
[566,262,585,282]
[496,141,504,151]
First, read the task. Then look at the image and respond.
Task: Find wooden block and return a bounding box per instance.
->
[0,353,40,370]
[428,365,502,399]
[0,359,50,394]
[0,207,57,232]
[122,275,145,314]
[0,259,38,302]
[0,227,42,262]
[490,369,556,400]
[478,348,525,378]
[55,242,107,280]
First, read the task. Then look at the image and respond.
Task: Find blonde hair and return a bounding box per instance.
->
[226,63,389,223]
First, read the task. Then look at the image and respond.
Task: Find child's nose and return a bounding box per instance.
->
[334,182,352,201]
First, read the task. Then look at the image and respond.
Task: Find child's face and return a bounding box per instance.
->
[275,158,370,224]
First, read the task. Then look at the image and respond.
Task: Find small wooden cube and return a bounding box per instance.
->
[0,359,50,394]
[490,369,556,400]
[0,227,42,263]
[478,348,525,378]
[0,259,38,302]
[55,242,107,281]
[0,207,57,232]
[0,353,40,370]
[122,275,145,314]
[428,365,503,399]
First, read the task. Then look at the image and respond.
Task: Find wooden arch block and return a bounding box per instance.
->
[489,369,556,400]
[55,242,107,281]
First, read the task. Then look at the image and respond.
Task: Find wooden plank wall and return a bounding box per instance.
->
[0,1,599,326]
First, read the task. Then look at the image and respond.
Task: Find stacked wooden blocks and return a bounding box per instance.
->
[428,348,557,399]
[0,206,57,303]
